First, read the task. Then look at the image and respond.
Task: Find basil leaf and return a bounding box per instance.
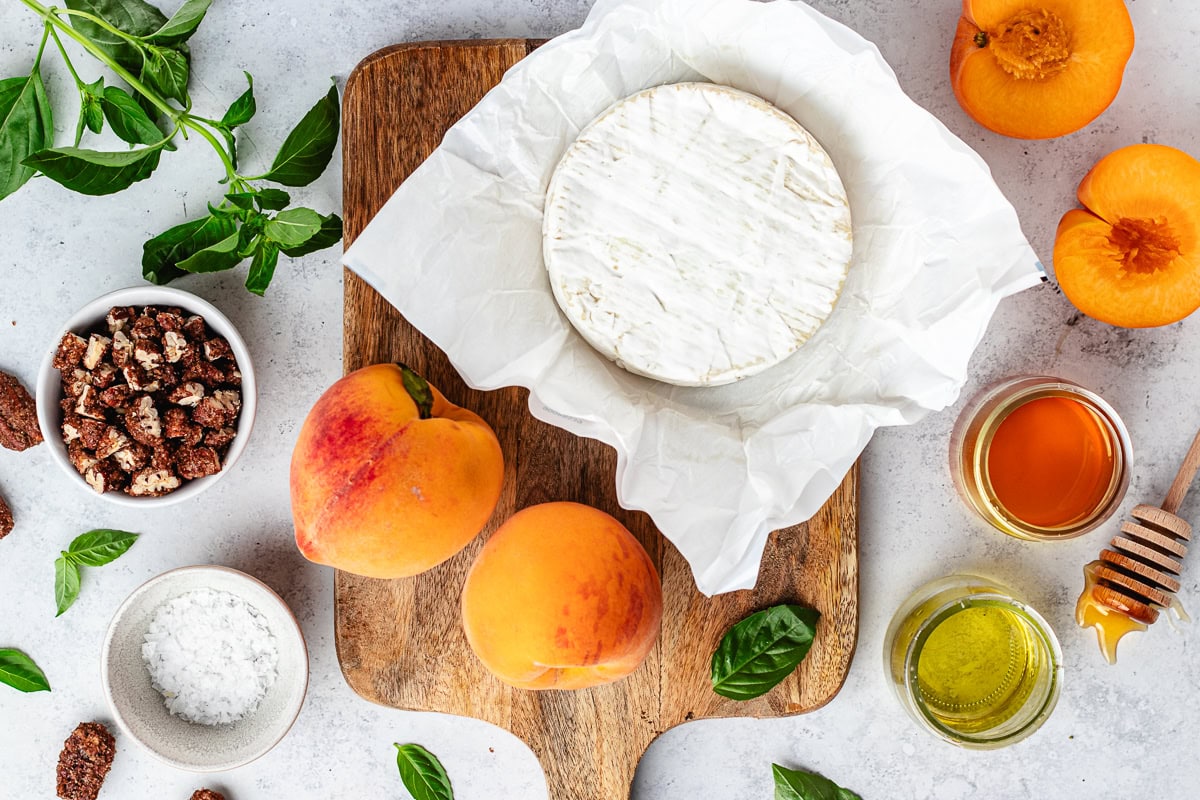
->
[220,71,255,128]
[279,212,341,257]
[144,0,211,45]
[0,68,54,201]
[0,649,51,693]
[65,0,167,75]
[710,604,819,701]
[141,44,189,106]
[24,144,162,196]
[102,85,169,146]
[261,82,339,187]
[54,555,81,617]
[143,213,236,284]
[66,528,138,567]
[395,743,454,800]
[224,191,256,212]
[176,229,242,273]
[772,764,861,800]
[245,241,279,296]
[264,207,322,247]
[254,187,289,211]
[81,77,105,137]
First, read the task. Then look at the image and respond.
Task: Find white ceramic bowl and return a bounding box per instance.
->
[101,565,309,772]
[35,286,256,507]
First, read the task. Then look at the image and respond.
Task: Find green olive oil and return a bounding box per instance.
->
[911,601,1048,736]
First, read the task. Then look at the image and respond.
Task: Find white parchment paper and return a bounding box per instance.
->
[343,0,1043,595]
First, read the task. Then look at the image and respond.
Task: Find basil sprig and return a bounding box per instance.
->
[773,764,861,800]
[4,0,342,294]
[710,604,820,701]
[0,648,51,693]
[54,528,139,616]
[395,743,454,800]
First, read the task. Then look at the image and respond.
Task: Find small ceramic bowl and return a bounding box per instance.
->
[101,566,309,772]
[35,285,257,507]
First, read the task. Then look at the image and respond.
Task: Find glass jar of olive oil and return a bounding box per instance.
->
[884,575,1063,749]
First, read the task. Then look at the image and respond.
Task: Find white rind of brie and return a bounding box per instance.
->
[542,82,853,387]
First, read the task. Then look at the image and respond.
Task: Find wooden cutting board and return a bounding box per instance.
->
[337,40,859,800]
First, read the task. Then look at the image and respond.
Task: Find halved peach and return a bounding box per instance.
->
[1054,144,1200,328]
[950,0,1134,139]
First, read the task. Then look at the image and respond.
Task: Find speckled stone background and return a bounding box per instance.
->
[2,1,1198,798]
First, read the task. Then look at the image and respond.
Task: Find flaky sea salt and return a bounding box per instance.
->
[142,588,279,726]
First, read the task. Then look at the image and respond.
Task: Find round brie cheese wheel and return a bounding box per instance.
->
[543,82,853,387]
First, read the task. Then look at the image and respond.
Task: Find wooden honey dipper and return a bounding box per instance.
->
[1076,426,1200,663]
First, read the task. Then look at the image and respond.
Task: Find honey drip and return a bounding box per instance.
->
[1076,561,1148,664]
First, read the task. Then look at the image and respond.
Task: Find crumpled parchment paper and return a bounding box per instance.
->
[343,0,1043,595]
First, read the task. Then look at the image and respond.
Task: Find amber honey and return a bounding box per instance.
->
[951,376,1132,540]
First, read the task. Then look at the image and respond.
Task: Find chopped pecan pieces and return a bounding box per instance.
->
[85,460,127,494]
[127,467,181,496]
[163,330,189,363]
[177,445,221,479]
[53,306,242,497]
[106,306,136,333]
[82,334,111,371]
[203,336,233,362]
[170,381,205,407]
[74,385,106,420]
[53,333,88,370]
[0,492,12,539]
[125,395,162,445]
[0,369,43,451]
[56,721,115,800]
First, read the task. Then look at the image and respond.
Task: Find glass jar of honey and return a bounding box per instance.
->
[884,575,1063,749]
[950,375,1132,541]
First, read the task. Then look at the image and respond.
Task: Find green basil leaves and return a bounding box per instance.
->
[711,604,820,701]
[54,529,139,616]
[773,764,861,800]
[0,649,51,693]
[395,743,454,800]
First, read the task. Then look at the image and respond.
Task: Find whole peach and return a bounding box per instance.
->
[290,363,503,578]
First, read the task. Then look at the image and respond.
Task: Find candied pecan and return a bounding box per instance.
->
[61,414,83,443]
[150,442,176,471]
[163,407,203,444]
[121,364,160,393]
[169,381,205,407]
[151,364,180,391]
[156,310,185,332]
[56,721,115,800]
[183,315,207,340]
[133,338,163,371]
[62,369,91,399]
[203,426,236,450]
[182,359,224,387]
[94,426,130,459]
[176,445,221,479]
[126,467,181,497]
[222,366,242,387]
[111,442,150,473]
[68,442,97,476]
[99,384,133,410]
[110,330,133,368]
[53,333,88,370]
[130,315,160,341]
[0,370,43,451]
[163,330,189,363]
[77,418,109,451]
[106,306,136,333]
[89,362,118,390]
[84,459,127,494]
[82,334,111,371]
[203,336,233,362]
[125,396,162,445]
[190,790,225,800]
[74,385,106,420]
[0,492,12,539]
[192,393,237,429]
